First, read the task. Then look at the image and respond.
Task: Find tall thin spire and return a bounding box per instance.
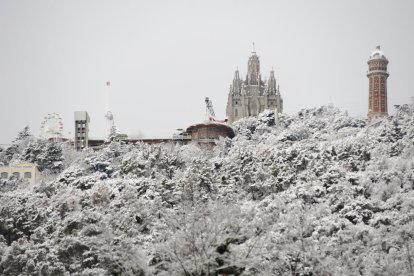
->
[252,42,256,53]
[267,68,277,94]
[247,46,260,85]
[231,68,242,95]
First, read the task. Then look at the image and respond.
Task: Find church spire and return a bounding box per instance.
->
[231,68,242,95]
[267,68,277,94]
[226,49,284,124]
[246,47,260,85]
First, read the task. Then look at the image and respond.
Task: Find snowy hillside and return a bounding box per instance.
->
[1,105,414,275]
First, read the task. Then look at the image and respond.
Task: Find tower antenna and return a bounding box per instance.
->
[104,81,115,140]
[105,81,110,113]
[252,42,256,53]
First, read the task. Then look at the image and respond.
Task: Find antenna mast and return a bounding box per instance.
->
[104,81,115,139]
[105,81,110,113]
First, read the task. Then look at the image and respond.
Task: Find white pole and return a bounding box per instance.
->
[105,81,110,114]
[104,81,115,140]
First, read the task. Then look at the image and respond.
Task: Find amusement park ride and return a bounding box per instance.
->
[39,113,64,141]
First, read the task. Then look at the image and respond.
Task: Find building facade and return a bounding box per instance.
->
[185,122,235,144]
[226,51,283,123]
[367,45,389,122]
[74,111,90,151]
[0,163,39,185]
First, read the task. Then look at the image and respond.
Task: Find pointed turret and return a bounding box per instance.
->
[266,68,277,94]
[246,47,261,85]
[231,69,242,95]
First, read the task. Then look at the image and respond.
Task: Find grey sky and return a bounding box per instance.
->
[1,0,413,144]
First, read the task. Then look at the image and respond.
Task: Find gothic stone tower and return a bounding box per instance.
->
[367,45,389,122]
[226,50,283,123]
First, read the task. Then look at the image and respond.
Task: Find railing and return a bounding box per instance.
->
[172,134,192,140]
[198,138,217,143]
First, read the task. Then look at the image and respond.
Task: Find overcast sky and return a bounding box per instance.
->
[1,0,413,144]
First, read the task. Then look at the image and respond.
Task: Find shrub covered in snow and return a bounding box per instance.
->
[1,105,414,275]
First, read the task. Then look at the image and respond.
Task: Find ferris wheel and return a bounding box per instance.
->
[39,112,64,141]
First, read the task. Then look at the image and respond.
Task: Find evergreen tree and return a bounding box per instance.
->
[22,140,64,173]
[1,106,414,275]
[13,126,32,143]
[0,126,33,165]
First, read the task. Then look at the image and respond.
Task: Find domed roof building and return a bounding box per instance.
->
[369,45,388,60]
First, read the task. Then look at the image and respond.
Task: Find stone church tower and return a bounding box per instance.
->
[367,45,389,122]
[226,50,283,124]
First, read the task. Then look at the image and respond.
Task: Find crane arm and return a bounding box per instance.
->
[205,97,215,118]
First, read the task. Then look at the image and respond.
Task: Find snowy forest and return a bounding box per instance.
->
[1,105,414,276]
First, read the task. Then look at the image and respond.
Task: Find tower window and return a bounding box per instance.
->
[24,172,32,179]
[0,172,8,179]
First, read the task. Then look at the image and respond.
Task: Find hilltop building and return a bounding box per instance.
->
[74,111,90,151]
[0,163,39,185]
[367,45,389,122]
[185,122,235,144]
[226,50,283,123]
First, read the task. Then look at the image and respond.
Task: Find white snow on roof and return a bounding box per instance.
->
[370,45,387,60]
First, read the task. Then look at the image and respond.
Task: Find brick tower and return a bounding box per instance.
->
[367,45,389,122]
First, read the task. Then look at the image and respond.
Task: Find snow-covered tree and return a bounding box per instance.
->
[1,105,414,275]
[22,140,64,173]
[0,126,34,165]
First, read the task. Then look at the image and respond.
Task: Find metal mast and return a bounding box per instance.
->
[105,81,115,140]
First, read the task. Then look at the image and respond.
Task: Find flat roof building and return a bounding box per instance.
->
[0,163,40,185]
[185,122,235,144]
[74,111,90,151]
